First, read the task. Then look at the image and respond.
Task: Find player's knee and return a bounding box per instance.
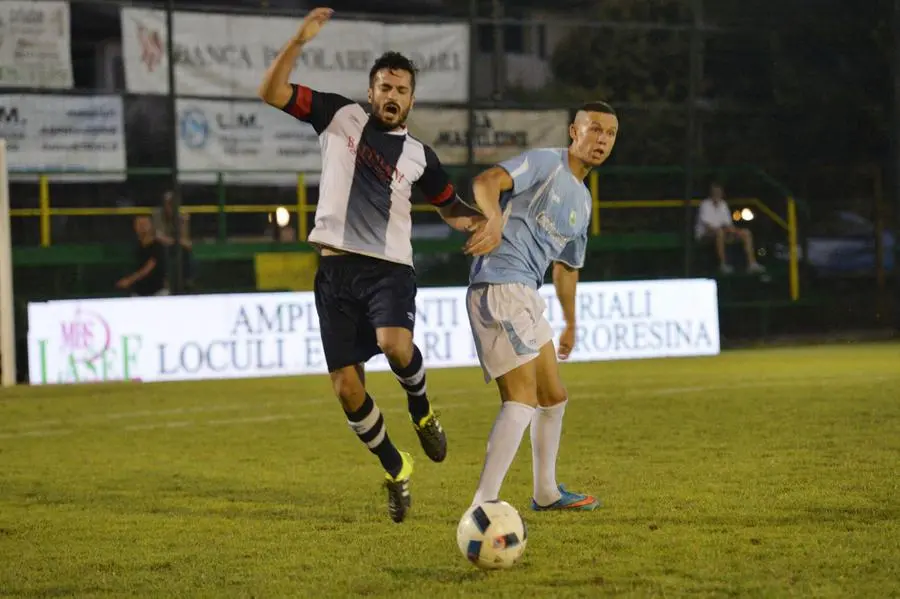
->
[331,367,364,402]
[537,381,567,407]
[497,370,538,407]
[541,389,567,408]
[377,335,412,365]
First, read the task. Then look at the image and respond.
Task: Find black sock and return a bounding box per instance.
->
[345,394,403,478]
[390,345,430,423]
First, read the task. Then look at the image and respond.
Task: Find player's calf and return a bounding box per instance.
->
[387,343,430,422]
[385,342,447,463]
[344,393,405,478]
[345,393,414,522]
[335,366,413,521]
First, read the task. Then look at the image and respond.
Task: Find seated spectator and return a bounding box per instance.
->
[695,182,766,274]
[115,216,168,296]
[152,190,195,289]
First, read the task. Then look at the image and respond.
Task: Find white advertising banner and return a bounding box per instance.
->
[0,94,126,181]
[176,98,320,184]
[27,279,720,385]
[405,109,570,165]
[0,1,73,89]
[120,8,468,102]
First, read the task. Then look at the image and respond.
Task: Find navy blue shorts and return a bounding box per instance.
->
[314,253,416,372]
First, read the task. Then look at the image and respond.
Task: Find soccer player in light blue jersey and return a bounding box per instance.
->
[462,102,619,511]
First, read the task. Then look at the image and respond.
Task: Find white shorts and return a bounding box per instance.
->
[466,283,554,383]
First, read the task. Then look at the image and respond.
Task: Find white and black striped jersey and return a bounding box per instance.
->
[281,84,455,267]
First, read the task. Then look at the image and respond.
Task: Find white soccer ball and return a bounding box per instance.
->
[456,500,528,570]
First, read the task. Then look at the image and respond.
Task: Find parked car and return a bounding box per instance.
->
[774,210,895,275]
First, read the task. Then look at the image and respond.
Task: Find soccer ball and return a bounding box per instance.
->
[456,500,528,570]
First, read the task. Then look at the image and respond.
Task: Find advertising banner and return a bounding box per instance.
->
[175,98,320,184]
[0,1,73,88]
[27,279,720,385]
[120,8,468,103]
[0,94,126,181]
[404,109,570,165]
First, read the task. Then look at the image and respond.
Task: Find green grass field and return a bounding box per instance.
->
[1,343,899,598]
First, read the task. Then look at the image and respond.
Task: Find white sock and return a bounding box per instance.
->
[531,400,567,506]
[471,401,535,505]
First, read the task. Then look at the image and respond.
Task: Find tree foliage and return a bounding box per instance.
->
[542,0,890,175]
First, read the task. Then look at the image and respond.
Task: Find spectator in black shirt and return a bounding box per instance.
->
[116,216,169,296]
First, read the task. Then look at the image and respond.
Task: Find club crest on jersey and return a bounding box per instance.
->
[569,210,577,226]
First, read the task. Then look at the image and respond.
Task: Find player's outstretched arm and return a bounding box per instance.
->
[470,167,509,223]
[552,261,579,360]
[464,167,511,256]
[258,7,333,109]
[416,146,486,232]
[437,198,485,233]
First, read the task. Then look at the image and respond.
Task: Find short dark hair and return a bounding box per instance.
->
[577,101,616,116]
[369,51,417,92]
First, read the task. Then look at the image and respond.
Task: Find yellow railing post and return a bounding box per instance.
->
[787,196,799,301]
[39,175,50,247]
[589,170,600,236]
[297,172,308,241]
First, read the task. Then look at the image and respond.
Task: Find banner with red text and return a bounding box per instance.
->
[120,8,468,102]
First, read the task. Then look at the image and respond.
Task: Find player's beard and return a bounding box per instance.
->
[372,102,409,131]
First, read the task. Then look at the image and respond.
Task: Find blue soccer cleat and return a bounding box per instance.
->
[531,484,601,511]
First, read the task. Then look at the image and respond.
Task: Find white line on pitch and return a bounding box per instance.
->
[9,419,64,427]
[645,374,897,396]
[124,420,193,431]
[3,369,895,441]
[122,413,296,432]
[0,429,72,440]
[104,403,252,420]
[206,414,295,426]
[3,371,896,436]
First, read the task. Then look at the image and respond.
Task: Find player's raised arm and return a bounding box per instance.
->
[258,7,332,108]
[258,7,352,133]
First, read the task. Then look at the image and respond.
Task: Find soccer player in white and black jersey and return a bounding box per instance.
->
[259,7,483,523]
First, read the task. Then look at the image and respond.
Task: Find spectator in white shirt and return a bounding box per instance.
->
[695,183,765,274]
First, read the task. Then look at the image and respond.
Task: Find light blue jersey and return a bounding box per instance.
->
[469,148,591,289]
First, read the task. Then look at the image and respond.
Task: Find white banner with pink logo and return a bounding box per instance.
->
[119,7,469,102]
[26,280,720,385]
